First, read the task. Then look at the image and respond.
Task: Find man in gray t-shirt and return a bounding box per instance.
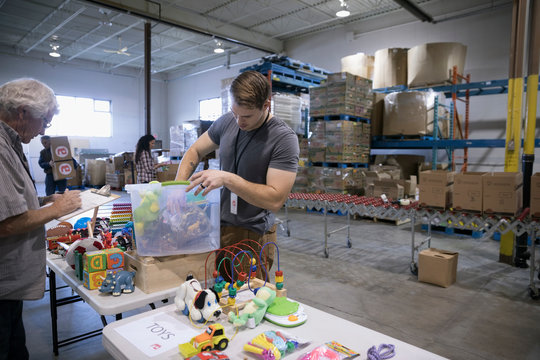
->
[176,71,299,281]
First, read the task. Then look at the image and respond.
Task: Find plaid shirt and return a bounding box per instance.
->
[136,150,156,183]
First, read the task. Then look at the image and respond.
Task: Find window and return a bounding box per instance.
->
[47,95,112,137]
[199,97,222,121]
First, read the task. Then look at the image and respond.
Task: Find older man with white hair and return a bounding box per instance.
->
[0,78,82,359]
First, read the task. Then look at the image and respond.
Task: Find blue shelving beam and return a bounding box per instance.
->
[371,138,540,149]
[373,78,540,98]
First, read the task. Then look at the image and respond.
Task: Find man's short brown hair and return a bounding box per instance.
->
[230,70,270,109]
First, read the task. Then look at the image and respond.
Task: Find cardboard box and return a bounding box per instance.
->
[52,160,76,180]
[373,48,408,89]
[124,250,214,294]
[50,136,72,162]
[531,173,540,217]
[340,53,374,80]
[407,42,467,88]
[372,179,404,199]
[418,248,458,288]
[483,172,523,215]
[105,173,124,189]
[370,93,385,137]
[156,163,179,182]
[383,91,448,137]
[85,158,106,186]
[419,170,454,208]
[453,172,486,212]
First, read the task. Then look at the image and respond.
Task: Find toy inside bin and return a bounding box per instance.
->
[125,181,220,256]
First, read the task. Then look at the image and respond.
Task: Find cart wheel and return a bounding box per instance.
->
[410,263,418,276]
[347,239,352,248]
[324,249,329,258]
[528,287,540,300]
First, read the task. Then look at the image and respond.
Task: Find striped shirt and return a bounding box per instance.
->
[136,150,156,183]
[0,121,46,300]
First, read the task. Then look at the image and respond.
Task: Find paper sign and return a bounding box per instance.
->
[114,312,198,357]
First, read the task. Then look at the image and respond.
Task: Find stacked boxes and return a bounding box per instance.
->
[50,136,76,180]
[308,121,326,163]
[419,170,454,208]
[309,72,374,119]
[482,172,523,215]
[80,248,125,290]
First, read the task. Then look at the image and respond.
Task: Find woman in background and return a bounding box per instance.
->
[135,134,158,183]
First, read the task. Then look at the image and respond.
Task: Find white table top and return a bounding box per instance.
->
[102,302,448,360]
[46,253,177,316]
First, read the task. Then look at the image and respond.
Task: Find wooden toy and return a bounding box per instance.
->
[83,250,107,272]
[83,269,106,290]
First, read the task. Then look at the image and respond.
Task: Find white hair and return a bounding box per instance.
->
[0,78,59,120]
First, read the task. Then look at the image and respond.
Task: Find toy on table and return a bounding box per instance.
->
[185,350,229,360]
[98,270,135,296]
[175,275,222,323]
[367,344,395,360]
[263,297,307,327]
[178,324,229,359]
[298,341,359,360]
[244,330,308,360]
[228,286,276,328]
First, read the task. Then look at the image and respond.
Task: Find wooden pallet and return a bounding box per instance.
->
[354,215,410,226]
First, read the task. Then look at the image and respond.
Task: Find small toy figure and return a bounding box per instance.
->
[228,286,276,328]
[178,324,229,358]
[175,275,221,322]
[186,350,230,360]
[99,270,135,296]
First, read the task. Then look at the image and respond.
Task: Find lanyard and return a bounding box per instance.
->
[233,111,269,174]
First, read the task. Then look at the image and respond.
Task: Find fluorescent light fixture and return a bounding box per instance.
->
[336,0,350,17]
[214,40,225,54]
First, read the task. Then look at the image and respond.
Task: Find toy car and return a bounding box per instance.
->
[186,350,230,360]
[178,324,229,358]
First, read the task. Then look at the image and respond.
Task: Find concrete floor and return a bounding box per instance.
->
[24,186,540,359]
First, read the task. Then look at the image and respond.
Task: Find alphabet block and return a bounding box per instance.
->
[83,250,107,272]
[83,270,106,290]
[103,248,125,269]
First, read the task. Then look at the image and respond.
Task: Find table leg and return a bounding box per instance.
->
[48,269,59,356]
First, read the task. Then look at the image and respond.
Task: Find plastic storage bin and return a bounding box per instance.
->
[126,181,220,256]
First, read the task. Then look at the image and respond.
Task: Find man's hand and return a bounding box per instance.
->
[187,169,231,196]
[52,189,82,217]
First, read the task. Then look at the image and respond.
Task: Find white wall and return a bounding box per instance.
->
[0,53,167,181]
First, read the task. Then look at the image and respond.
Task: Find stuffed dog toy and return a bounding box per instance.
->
[175,275,221,322]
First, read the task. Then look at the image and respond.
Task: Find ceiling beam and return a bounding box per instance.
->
[392,0,434,23]
[85,0,282,54]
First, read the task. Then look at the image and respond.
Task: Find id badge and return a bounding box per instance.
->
[230,193,238,215]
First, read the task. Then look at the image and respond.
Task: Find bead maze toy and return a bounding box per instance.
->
[202,240,287,315]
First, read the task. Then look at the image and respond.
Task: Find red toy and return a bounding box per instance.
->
[186,350,230,360]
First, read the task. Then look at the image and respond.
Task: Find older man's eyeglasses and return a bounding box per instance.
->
[41,116,52,129]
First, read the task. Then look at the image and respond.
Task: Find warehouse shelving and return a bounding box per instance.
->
[372,75,540,169]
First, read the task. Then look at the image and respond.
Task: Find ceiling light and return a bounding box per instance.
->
[336,0,350,18]
[214,40,225,54]
[99,8,113,26]
[49,37,61,58]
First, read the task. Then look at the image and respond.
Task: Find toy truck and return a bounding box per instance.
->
[178,324,229,358]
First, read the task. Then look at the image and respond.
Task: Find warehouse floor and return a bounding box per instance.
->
[26,186,540,360]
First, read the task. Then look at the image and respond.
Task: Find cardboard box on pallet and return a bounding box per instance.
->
[373,48,408,89]
[419,170,454,208]
[372,179,404,200]
[156,163,179,182]
[482,172,523,215]
[531,173,540,217]
[453,172,486,212]
[418,248,458,288]
[124,250,214,294]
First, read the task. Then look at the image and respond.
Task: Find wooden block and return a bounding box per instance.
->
[104,248,124,269]
[83,250,107,272]
[83,270,106,290]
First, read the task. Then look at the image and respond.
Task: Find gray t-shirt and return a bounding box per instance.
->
[0,121,46,300]
[208,112,299,234]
